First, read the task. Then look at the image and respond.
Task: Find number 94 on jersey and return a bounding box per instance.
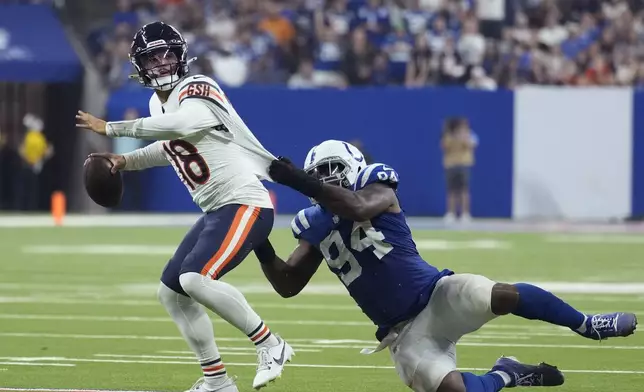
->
[319,221,393,287]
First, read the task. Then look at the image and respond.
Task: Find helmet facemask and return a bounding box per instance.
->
[306,158,352,189]
[130,44,187,91]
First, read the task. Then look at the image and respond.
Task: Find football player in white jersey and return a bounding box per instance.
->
[76,21,293,392]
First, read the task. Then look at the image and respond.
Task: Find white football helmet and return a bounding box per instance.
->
[303,140,367,189]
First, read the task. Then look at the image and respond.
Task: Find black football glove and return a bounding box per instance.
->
[269,156,322,198]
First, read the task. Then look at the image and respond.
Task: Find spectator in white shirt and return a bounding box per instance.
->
[457,17,486,65]
[538,11,569,47]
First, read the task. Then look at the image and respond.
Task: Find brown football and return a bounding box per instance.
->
[83,156,123,208]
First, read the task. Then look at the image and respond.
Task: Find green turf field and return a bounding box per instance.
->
[0,226,642,391]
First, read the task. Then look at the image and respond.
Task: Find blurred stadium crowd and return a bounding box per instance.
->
[11,0,644,89]
[84,0,644,90]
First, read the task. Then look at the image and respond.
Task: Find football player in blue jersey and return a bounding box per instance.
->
[253,140,637,392]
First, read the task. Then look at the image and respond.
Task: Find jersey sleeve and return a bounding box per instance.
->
[148,93,163,116]
[290,205,335,246]
[354,163,400,191]
[177,75,230,117]
[106,100,220,140]
[122,141,169,171]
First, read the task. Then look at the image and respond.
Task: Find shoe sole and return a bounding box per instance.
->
[496,357,565,387]
[536,362,565,387]
[624,313,638,337]
[253,343,295,390]
[609,313,638,339]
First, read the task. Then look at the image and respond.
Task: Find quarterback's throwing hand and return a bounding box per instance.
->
[76,110,107,135]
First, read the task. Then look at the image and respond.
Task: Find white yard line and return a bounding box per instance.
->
[0,357,642,375]
[0,296,364,309]
[22,245,178,255]
[0,314,570,335]
[94,354,254,359]
[0,389,154,392]
[5,281,644,296]
[2,213,643,232]
[545,234,644,244]
[0,313,373,326]
[2,296,639,311]
[0,333,639,350]
[21,240,513,254]
[156,347,322,354]
[0,362,74,367]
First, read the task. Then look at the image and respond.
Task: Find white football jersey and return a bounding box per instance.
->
[146,74,275,212]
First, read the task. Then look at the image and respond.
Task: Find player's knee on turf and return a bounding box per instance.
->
[491,282,519,315]
[410,369,464,392]
[393,346,457,392]
[435,372,466,392]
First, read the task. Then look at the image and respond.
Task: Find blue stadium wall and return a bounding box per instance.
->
[107,86,643,219]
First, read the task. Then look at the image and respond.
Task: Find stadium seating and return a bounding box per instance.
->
[89,0,644,90]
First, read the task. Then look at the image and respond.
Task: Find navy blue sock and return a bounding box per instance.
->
[461,372,506,392]
[513,283,586,330]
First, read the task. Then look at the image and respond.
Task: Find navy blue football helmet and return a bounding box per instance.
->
[129,22,191,91]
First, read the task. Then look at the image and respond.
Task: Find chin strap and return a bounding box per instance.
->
[129,57,198,81]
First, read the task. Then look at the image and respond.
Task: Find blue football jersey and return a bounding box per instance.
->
[292,163,453,341]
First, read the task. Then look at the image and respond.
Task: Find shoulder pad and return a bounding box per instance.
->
[148,93,163,116]
[291,205,336,245]
[181,74,220,87]
[354,163,399,191]
[176,75,229,115]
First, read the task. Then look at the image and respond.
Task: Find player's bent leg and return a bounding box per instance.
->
[417,361,563,392]
[430,273,499,339]
[160,215,207,296]
[507,282,637,340]
[157,282,238,392]
[158,216,238,392]
[389,274,504,392]
[436,361,564,392]
[458,372,504,392]
[177,204,293,389]
[179,272,282,346]
[436,372,466,392]
[390,333,504,392]
[387,301,467,392]
[389,333,458,392]
[178,205,275,335]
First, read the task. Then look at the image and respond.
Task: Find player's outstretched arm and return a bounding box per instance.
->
[104,100,222,140]
[254,238,323,298]
[311,182,396,221]
[85,142,169,174]
[121,141,170,170]
[269,158,396,221]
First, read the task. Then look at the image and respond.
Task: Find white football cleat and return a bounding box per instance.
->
[252,335,294,389]
[184,376,239,392]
